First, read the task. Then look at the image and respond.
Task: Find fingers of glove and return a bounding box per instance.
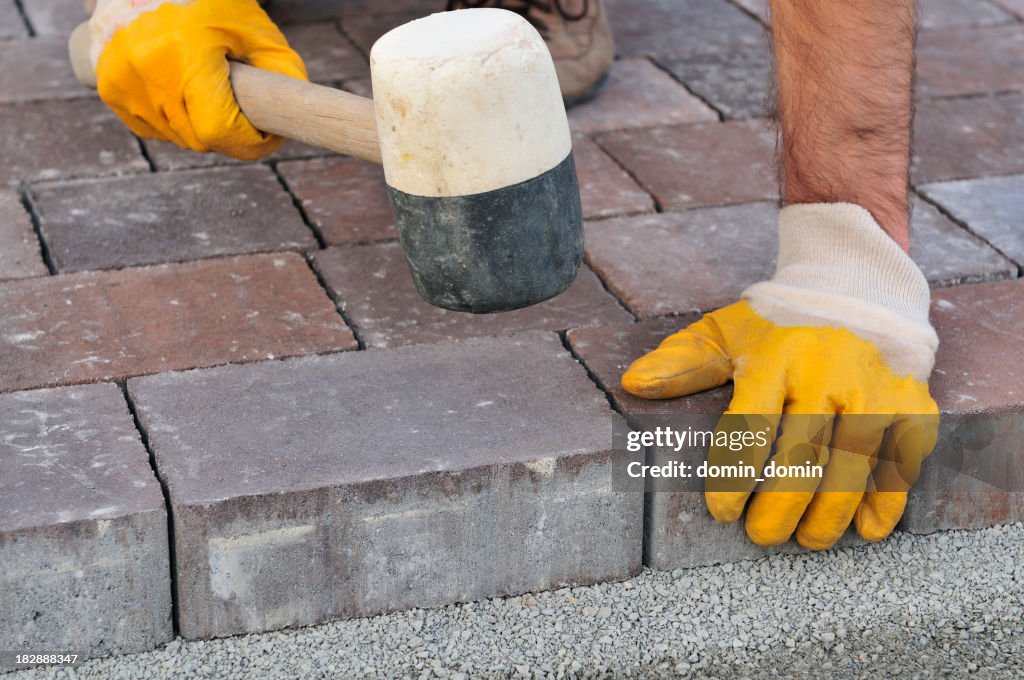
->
[621,313,732,400]
[794,414,889,550]
[703,375,785,523]
[855,412,940,541]
[743,410,833,546]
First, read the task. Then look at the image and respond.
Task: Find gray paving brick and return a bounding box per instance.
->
[0,38,88,104]
[605,0,765,59]
[656,46,773,120]
[919,174,1024,266]
[567,278,1024,568]
[281,21,368,85]
[909,195,1017,285]
[0,190,46,280]
[20,0,85,36]
[0,99,149,186]
[0,0,29,39]
[919,0,1017,29]
[0,383,171,657]
[314,240,634,348]
[127,332,640,639]
[31,166,317,272]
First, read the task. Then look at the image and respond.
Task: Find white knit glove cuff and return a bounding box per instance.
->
[742,203,938,382]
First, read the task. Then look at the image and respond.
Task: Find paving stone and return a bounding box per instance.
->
[337,0,445,17]
[567,59,717,134]
[729,0,767,24]
[20,0,85,36]
[314,241,633,348]
[0,98,149,186]
[595,120,777,211]
[127,332,641,639]
[920,0,1016,29]
[585,199,1014,320]
[994,0,1024,19]
[0,383,171,657]
[573,134,654,219]
[909,195,1017,285]
[341,10,421,55]
[656,45,773,120]
[266,0,351,25]
[912,94,1024,184]
[584,203,779,319]
[282,21,368,85]
[568,278,1024,567]
[906,279,1024,533]
[0,190,47,280]
[0,0,29,39]
[0,253,355,393]
[919,174,1024,265]
[605,0,766,59]
[0,37,88,104]
[277,156,394,245]
[917,26,1024,99]
[31,166,317,273]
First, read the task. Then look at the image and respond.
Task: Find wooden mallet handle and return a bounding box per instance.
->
[68,22,382,164]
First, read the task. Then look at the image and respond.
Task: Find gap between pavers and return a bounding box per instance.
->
[0,383,172,658]
[567,277,1024,570]
[127,331,641,640]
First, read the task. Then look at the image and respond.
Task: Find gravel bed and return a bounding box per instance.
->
[11,522,1024,679]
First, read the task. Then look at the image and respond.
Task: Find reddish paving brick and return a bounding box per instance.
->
[909,195,1017,286]
[605,0,765,59]
[573,134,654,219]
[19,0,85,36]
[568,278,1024,564]
[656,45,773,120]
[913,94,1024,184]
[281,21,368,85]
[596,120,777,211]
[0,253,355,393]
[314,241,633,348]
[0,383,171,656]
[920,0,1017,29]
[0,38,88,104]
[0,191,46,281]
[584,203,778,318]
[920,174,1024,265]
[127,332,638,638]
[917,26,1024,99]
[31,166,317,272]
[277,156,394,245]
[567,59,717,134]
[0,98,149,185]
[0,1,29,39]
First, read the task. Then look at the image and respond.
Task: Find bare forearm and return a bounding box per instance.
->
[770,0,916,251]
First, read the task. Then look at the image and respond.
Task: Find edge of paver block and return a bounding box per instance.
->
[0,383,173,658]
[127,332,642,639]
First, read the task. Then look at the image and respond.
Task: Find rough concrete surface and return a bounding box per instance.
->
[0,383,171,658]
[127,332,641,639]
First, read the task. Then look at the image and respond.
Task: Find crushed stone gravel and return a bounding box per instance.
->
[10,522,1024,679]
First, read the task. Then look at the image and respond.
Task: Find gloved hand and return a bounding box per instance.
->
[621,203,940,550]
[88,0,307,160]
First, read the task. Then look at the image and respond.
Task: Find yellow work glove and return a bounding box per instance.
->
[622,203,940,550]
[88,0,307,160]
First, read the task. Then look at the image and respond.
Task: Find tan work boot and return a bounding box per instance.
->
[446,0,615,106]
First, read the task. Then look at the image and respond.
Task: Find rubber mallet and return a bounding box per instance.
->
[69,8,583,314]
